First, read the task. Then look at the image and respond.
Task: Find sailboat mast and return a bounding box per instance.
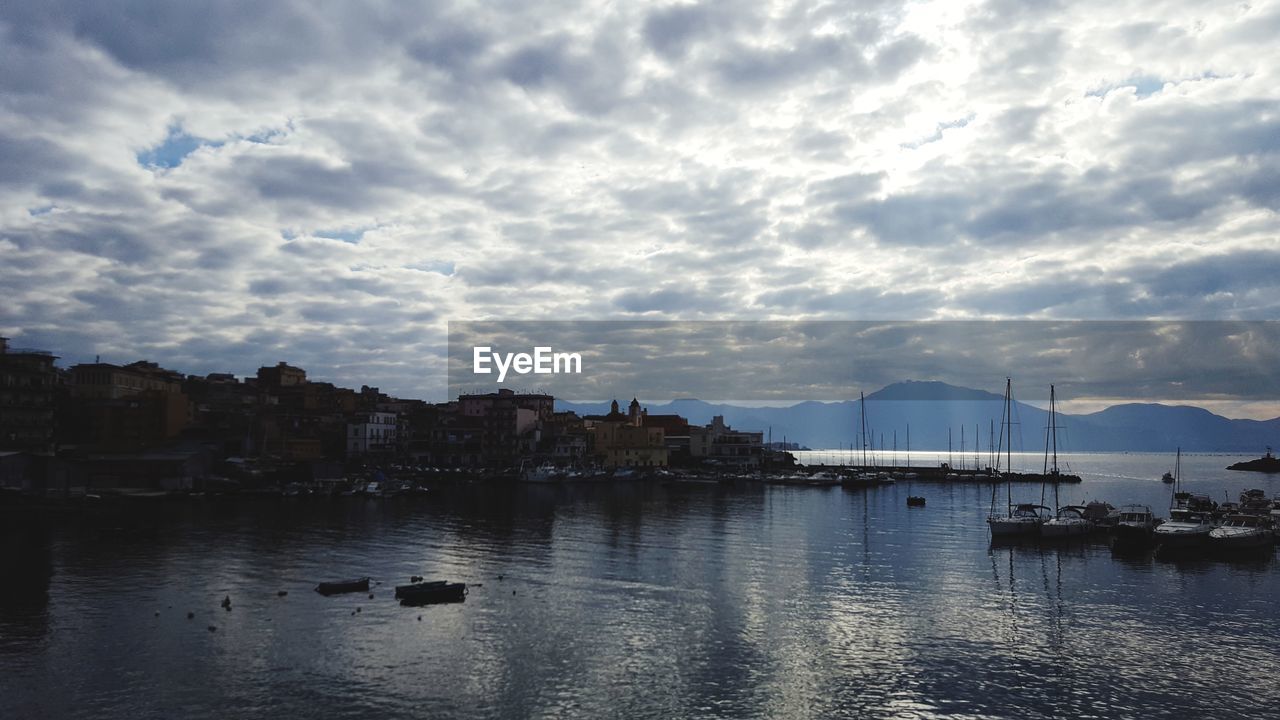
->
[1004,378,1012,508]
[906,423,911,468]
[860,391,867,468]
[989,419,994,471]
[1051,385,1059,473]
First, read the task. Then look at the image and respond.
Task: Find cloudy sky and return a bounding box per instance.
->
[2,1,1278,410]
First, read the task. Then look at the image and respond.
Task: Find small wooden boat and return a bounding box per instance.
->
[398,582,467,606]
[906,496,926,507]
[315,577,370,596]
[394,580,448,598]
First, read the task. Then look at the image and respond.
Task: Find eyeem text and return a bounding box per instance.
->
[473,346,582,383]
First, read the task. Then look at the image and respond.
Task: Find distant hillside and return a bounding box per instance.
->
[557,381,1280,453]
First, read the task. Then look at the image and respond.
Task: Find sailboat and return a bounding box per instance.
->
[843,391,892,488]
[987,378,1050,537]
[1041,385,1092,539]
[1152,448,1215,551]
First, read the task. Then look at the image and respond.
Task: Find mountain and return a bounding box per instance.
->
[556,381,1280,453]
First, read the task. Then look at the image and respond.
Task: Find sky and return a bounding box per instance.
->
[2,1,1279,413]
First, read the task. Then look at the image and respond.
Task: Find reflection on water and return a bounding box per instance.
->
[1,453,1277,719]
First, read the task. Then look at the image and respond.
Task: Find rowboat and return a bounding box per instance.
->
[398,582,467,606]
[315,577,370,596]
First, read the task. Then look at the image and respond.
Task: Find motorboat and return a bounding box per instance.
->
[1208,514,1274,551]
[1111,505,1158,548]
[520,461,561,483]
[1153,450,1215,551]
[1153,508,1214,550]
[806,471,842,486]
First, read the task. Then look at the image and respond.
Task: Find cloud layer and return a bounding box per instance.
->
[2,1,1278,406]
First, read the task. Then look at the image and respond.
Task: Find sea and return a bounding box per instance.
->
[2,452,1278,719]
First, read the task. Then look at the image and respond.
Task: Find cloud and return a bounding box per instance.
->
[1,0,1278,405]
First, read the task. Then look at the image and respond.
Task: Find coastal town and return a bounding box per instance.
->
[0,336,781,499]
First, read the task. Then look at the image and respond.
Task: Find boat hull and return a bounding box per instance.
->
[1040,519,1091,539]
[1153,526,1211,550]
[315,577,370,596]
[1111,524,1154,548]
[398,582,467,605]
[1208,528,1273,551]
[988,517,1041,537]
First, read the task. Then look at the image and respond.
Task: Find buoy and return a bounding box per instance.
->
[277,591,288,597]
[368,593,374,599]
[187,612,195,620]
[207,625,217,632]
[154,611,160,617]
[356,607,362,613]
[498,574,504,581]
[417,615,422,621]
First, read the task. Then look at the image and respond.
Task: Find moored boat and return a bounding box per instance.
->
[986,379,1047,538]
[520,461,561,483]
[394,580,448,599]
[1041,505,1093,539]
[1153,450,1216,552]
[1208,514,1274,552]
[397,581,467,605]
[1111,505,1158,548]
[1154,508,1214,551]
[315,577,371,596]
[1039,385,1089,540]
[989,503,1051,537]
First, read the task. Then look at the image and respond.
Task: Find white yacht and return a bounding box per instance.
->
[1153,450,1216,550]
[1153,508,1215,550]
[1208,514,1274,551]
[519,461,561,483]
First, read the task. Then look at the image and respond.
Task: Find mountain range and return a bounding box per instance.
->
[556,381,1280,453]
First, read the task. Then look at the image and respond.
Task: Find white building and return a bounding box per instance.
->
[347,411,398,457]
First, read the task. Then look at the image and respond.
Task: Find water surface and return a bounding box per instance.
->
[2,452,1277,719]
